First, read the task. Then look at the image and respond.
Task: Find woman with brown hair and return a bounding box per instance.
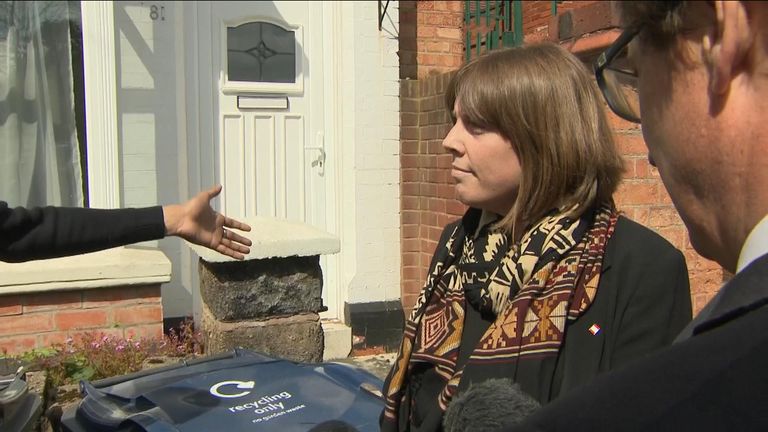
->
[381,43,692,431]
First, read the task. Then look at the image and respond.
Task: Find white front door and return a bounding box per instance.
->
[192,1,340,319]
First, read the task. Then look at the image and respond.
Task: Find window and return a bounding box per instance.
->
[222,20,302,94]
[227,21,296,84]
[0,1,87,208]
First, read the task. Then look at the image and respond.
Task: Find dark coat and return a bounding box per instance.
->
[0,201,164,263]
[548,216,692,400]
[510,252,768,431]
[393,214,692,432]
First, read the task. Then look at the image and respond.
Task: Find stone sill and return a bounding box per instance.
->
[189,216,340,263]
[0,247,171,294]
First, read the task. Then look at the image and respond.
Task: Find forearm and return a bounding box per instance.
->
[0,202,165,263]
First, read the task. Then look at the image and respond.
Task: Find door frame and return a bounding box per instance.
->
[181,1,346,322]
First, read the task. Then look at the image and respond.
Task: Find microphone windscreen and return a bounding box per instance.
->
[443,378,540,432]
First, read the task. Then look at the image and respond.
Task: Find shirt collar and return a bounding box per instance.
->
[737,213,768,274]
[473,210,501,238]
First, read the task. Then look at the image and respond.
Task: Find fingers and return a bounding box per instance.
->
[219,229,251,260]
[216,243,246,260]
[224,229,252,247]
[223,215,251,232]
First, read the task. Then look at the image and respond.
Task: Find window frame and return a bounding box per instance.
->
[81,1,121,208]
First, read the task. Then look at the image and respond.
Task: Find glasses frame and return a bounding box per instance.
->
[594,26,642,123]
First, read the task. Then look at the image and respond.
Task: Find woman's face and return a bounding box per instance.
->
[442,101,522,215]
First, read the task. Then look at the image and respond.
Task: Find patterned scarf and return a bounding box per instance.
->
[381,202,618,430]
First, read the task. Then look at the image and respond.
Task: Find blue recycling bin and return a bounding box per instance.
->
[60,349,384,431]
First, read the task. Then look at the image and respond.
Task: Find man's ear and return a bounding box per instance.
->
[703,1,753,95]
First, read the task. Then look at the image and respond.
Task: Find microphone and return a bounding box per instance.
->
[443,378,541,432]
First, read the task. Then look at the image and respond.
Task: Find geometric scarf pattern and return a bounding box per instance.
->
[381,203,618,428]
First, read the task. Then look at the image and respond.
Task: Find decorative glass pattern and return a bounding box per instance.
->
[227,21,296,83]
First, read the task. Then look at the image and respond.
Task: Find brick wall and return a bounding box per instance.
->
[399,1,464,79]
[0,285,164,355]
[399,1,725,314]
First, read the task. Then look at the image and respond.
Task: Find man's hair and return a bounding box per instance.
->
[619,1,693,49]
[445,43,624,232]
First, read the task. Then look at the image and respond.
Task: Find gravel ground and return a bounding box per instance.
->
[332,352,397,380]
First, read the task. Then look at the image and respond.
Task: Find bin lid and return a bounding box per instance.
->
[61,350,384,432]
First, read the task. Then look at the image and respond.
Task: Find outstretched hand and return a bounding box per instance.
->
[162,185,252,259]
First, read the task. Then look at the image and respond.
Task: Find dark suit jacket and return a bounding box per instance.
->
[510,252,768,431]
[0,201,165,263]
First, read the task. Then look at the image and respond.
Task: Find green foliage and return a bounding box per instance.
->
[18,319,203,387]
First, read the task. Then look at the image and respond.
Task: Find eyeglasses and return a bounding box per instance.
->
[594,27,641,123]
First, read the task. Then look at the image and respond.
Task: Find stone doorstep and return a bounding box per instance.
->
[188,216,340,263]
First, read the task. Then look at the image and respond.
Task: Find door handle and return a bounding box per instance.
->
[306,132,326,176]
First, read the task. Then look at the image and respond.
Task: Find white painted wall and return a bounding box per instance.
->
[340,1,401,304]
[113,1,190,318]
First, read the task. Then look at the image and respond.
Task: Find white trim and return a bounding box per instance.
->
[320,1,347,322]
[81,1,120,209]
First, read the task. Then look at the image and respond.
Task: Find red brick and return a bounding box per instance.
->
[134,285,162,303]
[402,168,420,183]
[446,199,467,216]
[401,154,420,169]
[114,305,162,326]
[402,253,420,267]
[437,184,455,199]
[402,211,420,225]
[617,133,647,156]
[417,0,435,11]
[416,25,436,40]
[0,313,53,336]
[403,239,421,253]
[437,154,453,169]
[446,0,463,12]
[24,291,82,312]
[403,182,420,197]
[38,331,75,348]
[83,287,137,309]
[0,336,37,355]
[436,27,462,40]
[421,183,438,198]
[647,206,683,229]
[402,196,420,211]
[0,296,22,317]
[607,110,641,131]
[124,324,164,341]
[616,182,658,206]
[403,267,425,282]
[655,226,687,250]
[402,225,419,239]
[54,309,108,331]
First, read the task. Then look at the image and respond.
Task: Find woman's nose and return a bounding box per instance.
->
[442,125,463,155]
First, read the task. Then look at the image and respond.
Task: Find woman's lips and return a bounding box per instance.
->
[452,166,472,177]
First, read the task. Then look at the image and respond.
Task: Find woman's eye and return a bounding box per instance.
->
[466,125,486,135]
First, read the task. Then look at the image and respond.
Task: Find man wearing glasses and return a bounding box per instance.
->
[508,1,768,430]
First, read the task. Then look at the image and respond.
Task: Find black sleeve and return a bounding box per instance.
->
[0,201,166,263]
